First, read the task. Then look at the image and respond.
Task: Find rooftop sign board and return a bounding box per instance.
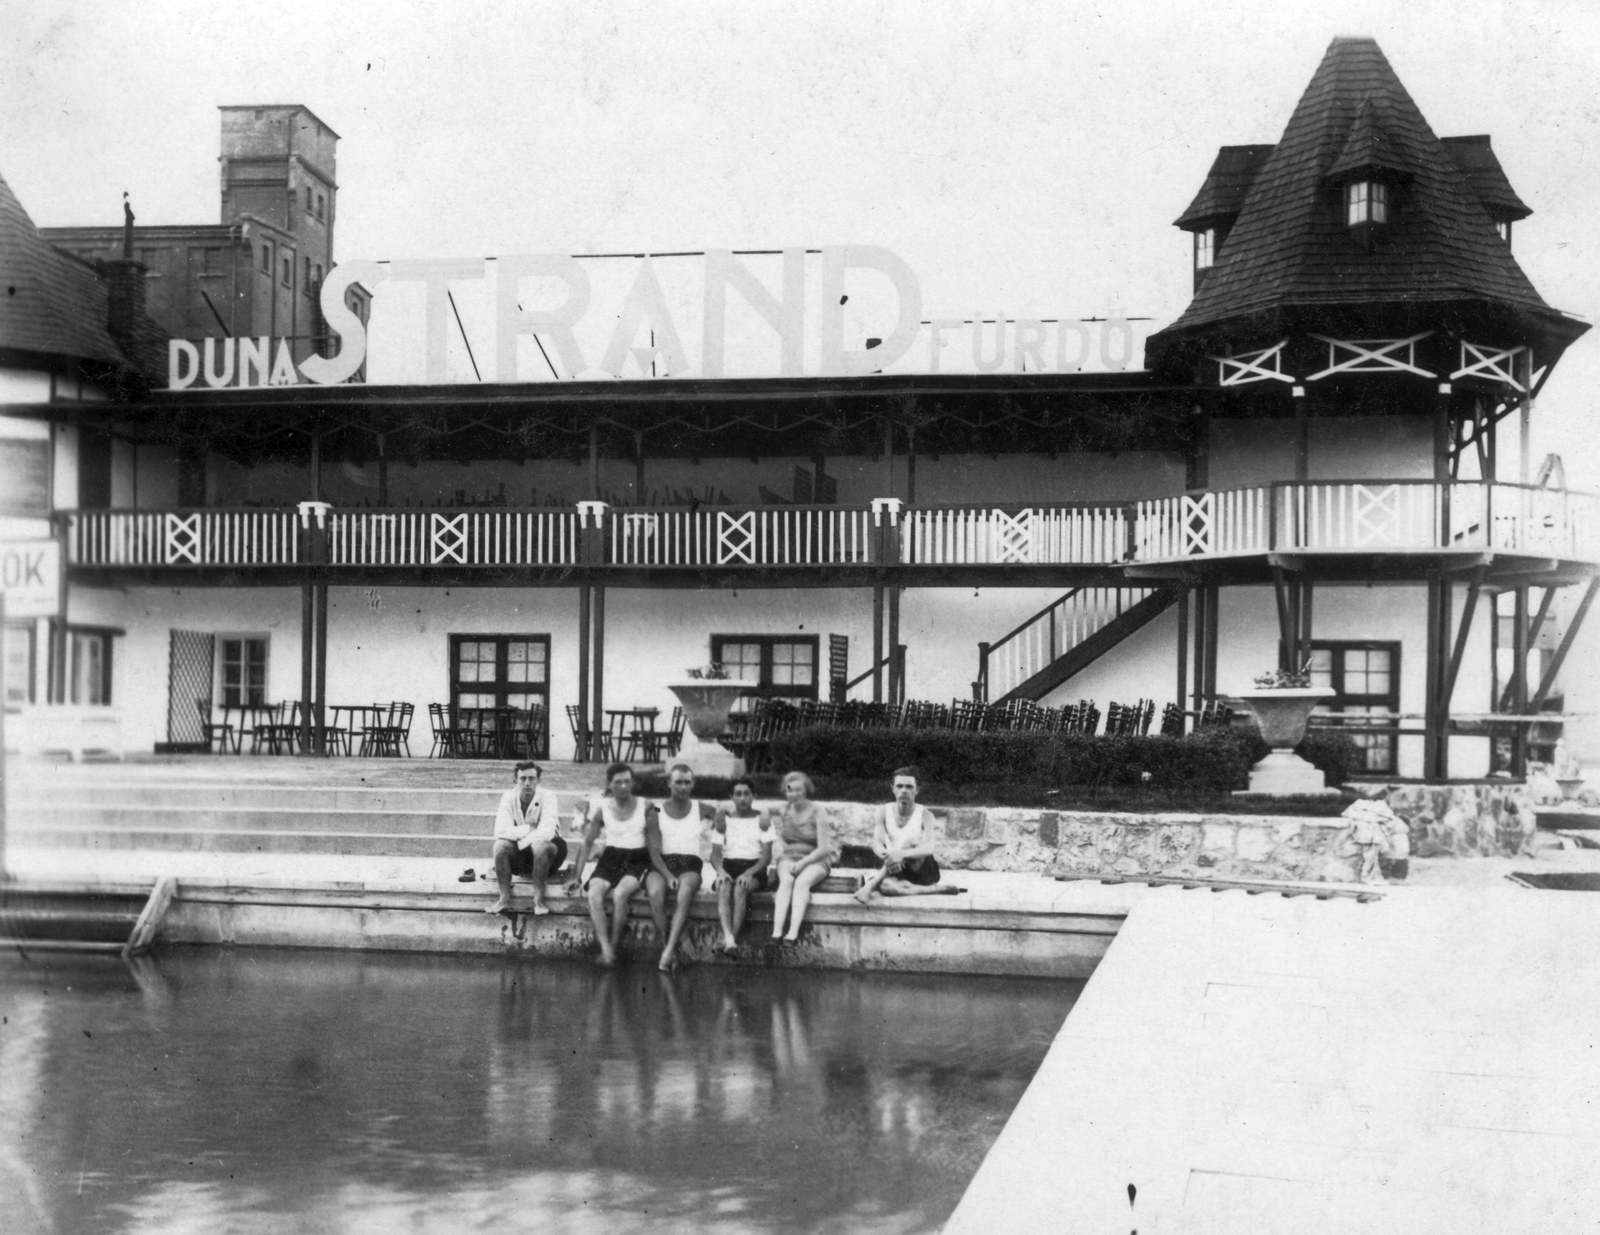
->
[167,247,1142,389]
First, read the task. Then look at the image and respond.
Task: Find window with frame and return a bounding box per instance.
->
[710,635,819,716]
[68,628,114,705]
[1346,180,1388,226]
[316,193,325,221]
[262,243,272,274]
[450,635,551,711]
[200,247,225,276]
[305,185,314,215]
[304,256,313,295]
[1194,227,1215,270]
[4,624,34,705]
[219,637,268,707]
[1308,641,1400,774]
[282,255,293,287]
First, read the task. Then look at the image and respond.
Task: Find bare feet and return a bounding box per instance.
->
[485,898,512,915]
[597,951,617,967]
[532,902,551,916]
[657,954,679,973]
[852,886,875,905]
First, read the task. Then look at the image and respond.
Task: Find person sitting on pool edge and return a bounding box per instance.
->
[771,770,833,942]
[648,761,717,972]
[709,774,775,955]
[488,760,567,916]
[564,761,659,966]
[853,767,962,902]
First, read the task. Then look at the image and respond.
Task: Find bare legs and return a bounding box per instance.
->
[529,841,558,913]
[488,839,518,914]
[718,876,754,951]
[657,870,701,971]
[585,874,641,966]
[771,860,829,941]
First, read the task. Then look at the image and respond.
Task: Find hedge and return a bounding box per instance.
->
[760,724,1364,794]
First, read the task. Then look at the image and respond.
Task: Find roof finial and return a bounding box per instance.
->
[122,191,135,260]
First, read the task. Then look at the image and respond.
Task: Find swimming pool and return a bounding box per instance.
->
[1,947,1079,1234]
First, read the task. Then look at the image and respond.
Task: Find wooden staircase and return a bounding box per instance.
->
[0,879,175,957]
[979,586,1179,704]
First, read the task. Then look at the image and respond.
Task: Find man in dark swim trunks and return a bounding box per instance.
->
[564,762,659,965]
[709,775,774,953]
[855,767,961,901]
[488,761,567,916]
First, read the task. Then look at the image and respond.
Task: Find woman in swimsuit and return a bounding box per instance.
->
[649,761,715,972]
[564,761,659,966]
[770,770,833,943]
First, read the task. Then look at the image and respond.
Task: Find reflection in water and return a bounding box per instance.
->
[0,947,1078,1235]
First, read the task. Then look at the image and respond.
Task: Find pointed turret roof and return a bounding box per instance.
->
[1147,37,1584,368]
[0,169,128,369]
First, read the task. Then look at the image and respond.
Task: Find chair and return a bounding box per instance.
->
[197,699,235,754]
[1160,701,1185,737]
[428,703,468,758]
[258,701,303,755]
[565,705,595,761]
[365,702,414,757]
[663,706,685,758]
[519,705,547,760]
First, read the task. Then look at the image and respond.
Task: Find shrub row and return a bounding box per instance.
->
[758,724,1364,794]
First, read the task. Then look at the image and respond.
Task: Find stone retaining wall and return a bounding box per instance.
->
[816,781,1535,883]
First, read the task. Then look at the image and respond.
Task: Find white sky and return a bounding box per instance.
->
[4,0,1598,475]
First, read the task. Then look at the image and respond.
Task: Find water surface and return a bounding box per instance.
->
[1,947,1077,1234]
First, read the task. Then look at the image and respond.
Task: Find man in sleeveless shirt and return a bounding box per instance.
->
[488,761,567,916]
[854,767,961,901]
[648,761,717,971]
[564,762,660,966]
[710,774,774,954]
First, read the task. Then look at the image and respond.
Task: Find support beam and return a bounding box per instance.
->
[1530,578,1600,713]
[1175,586,1189,729]
[872,585,885,703]
[592,585,606,761]
[1202,586,1218,701]
[906,427,917,505]
[313,584,328,755]
[577,584,591,760]
[1439,569,1484,715]
[887,586,901,703]
[1271,567,1295,671]
[1511,586,1529,778]
[300,584,314,752]
[1423,578,1445,780]
[1191,584,1208,712]
[588,422,600,501]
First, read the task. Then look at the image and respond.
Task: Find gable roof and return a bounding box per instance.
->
[0,169,128,369]
[1150,38,1566,350]
[1175,145,1276,230]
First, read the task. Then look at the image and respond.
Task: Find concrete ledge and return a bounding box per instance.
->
[157,880,1124,978]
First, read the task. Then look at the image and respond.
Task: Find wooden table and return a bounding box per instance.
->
[329,704,388,756]
[604,708,660,762]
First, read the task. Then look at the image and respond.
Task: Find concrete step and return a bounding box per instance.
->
[0,908,141,943]
[11,825,485,858]
[15,805,505,835]
[14,783,590,814]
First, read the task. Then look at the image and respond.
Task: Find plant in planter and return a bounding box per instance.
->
[665,664,750,775]
[1232,660,1337,796]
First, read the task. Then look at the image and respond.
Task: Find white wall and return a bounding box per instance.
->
[1209,415,1434,491]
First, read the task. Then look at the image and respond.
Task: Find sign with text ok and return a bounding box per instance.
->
[0,540,60,618]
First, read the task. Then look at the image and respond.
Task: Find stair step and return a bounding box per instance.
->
[0,909,141,942]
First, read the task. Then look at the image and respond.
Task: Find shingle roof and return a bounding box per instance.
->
[0,169,127,368]
[1153,38,1553,341]
[1324,96,1413,183]
[1174,145,1276,230]
[1440,135,1531,222]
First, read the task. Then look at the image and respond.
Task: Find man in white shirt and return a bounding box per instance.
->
[489,761,566,916]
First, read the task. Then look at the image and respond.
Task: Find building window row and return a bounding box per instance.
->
[304,186,326,221]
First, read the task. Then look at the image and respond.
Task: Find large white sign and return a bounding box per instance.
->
[168,246,1140,390]
[0,539,60,618]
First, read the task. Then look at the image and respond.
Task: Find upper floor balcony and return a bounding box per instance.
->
[62,480,1600,587]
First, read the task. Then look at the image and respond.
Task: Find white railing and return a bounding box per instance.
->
[70,509,299,566]
[983,586,1154,700]
[1486,485,1600,561]
[1132,489,1270,561]
[607,506,874,567]
[900,505,1130,565]
[1277,481,1447,552]
[328,509,578,566]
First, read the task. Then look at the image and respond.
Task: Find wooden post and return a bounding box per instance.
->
[576,584,591,761]
[592,585,606,760]
[887,585,901,702]
[1202,586,1218,702]
[871,584,886,703]
[883,418,894,497]
[1175,586,1189,729]
[1423,578,1442,780]
[1511,586,1529,777]
[123,877,177,959]
[300,584,314,753]
[906,426,917,505]
[1191,583,1207,713]
[1271,567,1294,672]
[1531,578,1600,712]
[588,422,600,500]
[313,584,328,755]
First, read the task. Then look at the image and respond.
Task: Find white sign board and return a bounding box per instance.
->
[0,539,61,619]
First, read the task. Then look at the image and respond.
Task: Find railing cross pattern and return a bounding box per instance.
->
[1352,485,1402,546]
[431,513,468,564]
[1181,494,1214,555]
[1306,332,1435,381]
[992,509,1034,563]
[717,510,756,565]
[1451,341,1528,390]
[165,513,202,564]
[1209,339,1294,386]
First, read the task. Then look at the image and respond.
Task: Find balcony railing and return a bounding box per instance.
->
[64,482,1600,572]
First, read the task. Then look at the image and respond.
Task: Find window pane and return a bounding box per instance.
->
[507,661,527,683]
[456,693,496,709]
[1371,182,1388,224]
[506,693,539,711]
[4,626,31,705]
[459,662,480,682]
[1308,647,1334,689]
[508,643,526,663]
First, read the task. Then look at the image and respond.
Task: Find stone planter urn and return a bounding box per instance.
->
[665,680,751,777]
[1232,687,1337,795]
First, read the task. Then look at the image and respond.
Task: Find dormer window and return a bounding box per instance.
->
[1346,180,1388,226]
[1195,228,1215,270]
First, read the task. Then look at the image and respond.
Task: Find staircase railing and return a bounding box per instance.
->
[976,586,1154,703]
